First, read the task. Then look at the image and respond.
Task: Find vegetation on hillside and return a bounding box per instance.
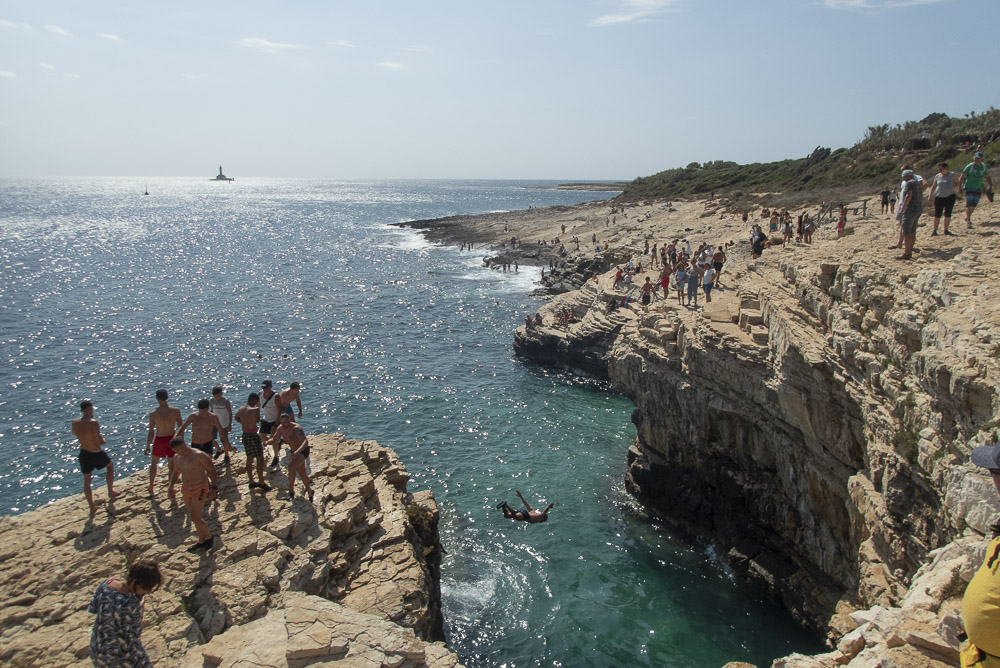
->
[622,109,1000,204]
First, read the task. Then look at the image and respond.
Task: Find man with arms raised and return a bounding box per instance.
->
[266,413,314,501]
[144,389,182,499]
[177,398,232,459]
[167,437,218,552]
[72,400,121,517]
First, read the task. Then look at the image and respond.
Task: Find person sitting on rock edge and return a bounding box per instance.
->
[497,490,553,524]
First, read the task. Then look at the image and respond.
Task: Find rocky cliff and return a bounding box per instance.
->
[0,434,461,668]
[511,198,1000,661]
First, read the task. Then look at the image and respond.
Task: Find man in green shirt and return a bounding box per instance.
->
[959,152,994,228]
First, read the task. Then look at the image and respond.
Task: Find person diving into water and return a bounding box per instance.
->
[497,490,553,523]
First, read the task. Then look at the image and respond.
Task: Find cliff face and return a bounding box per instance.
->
[514,239,1000,644]
[0,434,459,668]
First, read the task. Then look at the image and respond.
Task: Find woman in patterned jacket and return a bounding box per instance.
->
[88,560,163,667]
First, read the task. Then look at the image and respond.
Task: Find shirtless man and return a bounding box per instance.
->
[712,246,726,286]
[266,413,313,501]
[144,389,182,499]
[496,490,553,524]
[234,393,270,492]
[276,382,303,419]
[167,438,218,551]
[72,400,121,516]
[177,399,231,459]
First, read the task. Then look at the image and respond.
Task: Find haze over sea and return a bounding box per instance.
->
[0,178,820,666]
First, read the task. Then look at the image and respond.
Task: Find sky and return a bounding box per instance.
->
[0,0,996,180]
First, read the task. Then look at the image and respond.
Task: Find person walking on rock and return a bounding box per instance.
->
[266,413,314,501]
[167,437,218,551]
[897,169,923,260]
[88,560,163,668]
[959,151,994,229]
[177,398,231,459]
[235,393,270,492]
[72,400,121,517]
[927,162,957,237]
[144,389,182,499]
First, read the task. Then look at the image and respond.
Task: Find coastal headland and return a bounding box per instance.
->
[0,435,460,668]
[398,188,1000,666]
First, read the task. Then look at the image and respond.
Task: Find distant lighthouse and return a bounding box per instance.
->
[212,166,234,182]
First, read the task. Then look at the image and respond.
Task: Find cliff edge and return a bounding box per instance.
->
[508,197,1000,663]
[0,434,460,668]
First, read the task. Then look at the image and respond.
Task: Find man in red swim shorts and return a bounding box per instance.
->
[144,389,182,499]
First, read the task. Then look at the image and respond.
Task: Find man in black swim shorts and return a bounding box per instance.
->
[71,400,121,516]
[497,490,554,524]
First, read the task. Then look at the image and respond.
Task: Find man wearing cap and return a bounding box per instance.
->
[896,169,923,260]
[962,441,1000,666]
[258,380,281,468]
[959,152,994,229]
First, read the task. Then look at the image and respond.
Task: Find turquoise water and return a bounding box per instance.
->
[0,178,821,666]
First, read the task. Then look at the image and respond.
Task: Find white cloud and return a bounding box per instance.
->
[0,19,32,29]
[64,73,80,79]
[97,33,120,41]
[824,0,947,7]
[40,62,55,70]
[591,0,679,26]
[45,24,70,37]
[238,37,301,54]
[181,73,196,79]
[377,61,404,70]
[403,44,432,53]
[0,70,16,78]
[328,39,354,48]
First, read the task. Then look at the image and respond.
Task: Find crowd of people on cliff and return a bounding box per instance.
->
[604,239,726,309]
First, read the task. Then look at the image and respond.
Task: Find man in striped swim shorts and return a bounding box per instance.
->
[235,393,271,492]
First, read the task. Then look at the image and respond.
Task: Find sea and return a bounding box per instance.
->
[0,178,822,667]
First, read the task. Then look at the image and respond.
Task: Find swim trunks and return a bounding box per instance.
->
[282,404,294,416]
[152,434,175,459]
[191,442,214,456]
[513,510,529,521]
[79,450,111,475]
[966,190,982,207]
[242,432,263,459]
[181,483,209,503]
[289,445,311,466]
[641,294,650,305]
[660,276,669,290]
[259,420,275,435]
[713,261,723,272]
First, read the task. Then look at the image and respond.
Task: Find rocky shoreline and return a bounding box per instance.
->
[0,435,460,668]
[405,194,1000,666]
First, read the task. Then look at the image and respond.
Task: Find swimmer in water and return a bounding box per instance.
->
[496,490,553,523]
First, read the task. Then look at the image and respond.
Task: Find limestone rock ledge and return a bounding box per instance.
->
[513,243,1000,645]
[773,534,987,667]
[0,434,460,668]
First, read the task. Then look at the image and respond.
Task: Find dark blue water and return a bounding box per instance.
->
[0,177,820,666]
